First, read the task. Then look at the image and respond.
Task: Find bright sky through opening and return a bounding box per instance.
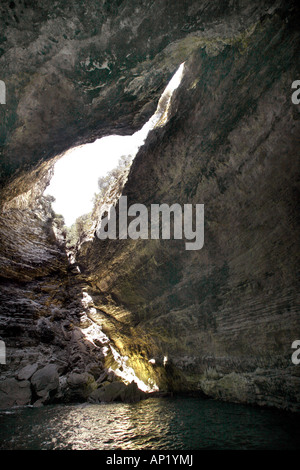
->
[44,63,185,227]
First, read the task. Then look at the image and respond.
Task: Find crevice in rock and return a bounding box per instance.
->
[0,63,188,407]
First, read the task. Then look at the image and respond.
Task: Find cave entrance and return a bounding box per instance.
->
[44,63,185,229]
[40,63,185,393]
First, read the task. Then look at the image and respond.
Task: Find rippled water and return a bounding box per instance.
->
[0,397,299,450]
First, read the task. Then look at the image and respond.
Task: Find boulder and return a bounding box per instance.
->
[90,381,127,403]
[90,381,147,403]
[17,363,38,381]
[31,364,59,402]
[120,381,147,403]
[0,378,31,408]
[65,372,97,401]
[85,362,103,380]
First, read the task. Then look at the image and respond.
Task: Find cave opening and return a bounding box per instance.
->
[43,63,185,232]
[0,68,187,426]
[0,62,186,402]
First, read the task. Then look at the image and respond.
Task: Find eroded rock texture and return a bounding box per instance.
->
[0,0,299,410]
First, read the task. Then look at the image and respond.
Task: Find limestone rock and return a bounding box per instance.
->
[17,364,38,381]
[65,372,97,402]
[31,364,59,401]
[90,381,146,403]
[90,382,127,403]
[120,381,147,403]
[85,362,103,380]
[96,370,109,384]
[0,378,31,408]
[36,318,55,344]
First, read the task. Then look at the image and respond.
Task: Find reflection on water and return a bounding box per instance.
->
[0,397,299,450]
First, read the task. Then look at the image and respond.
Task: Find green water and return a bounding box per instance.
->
[0,397,299,450]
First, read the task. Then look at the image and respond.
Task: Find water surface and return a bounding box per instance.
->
[0,397,299,450]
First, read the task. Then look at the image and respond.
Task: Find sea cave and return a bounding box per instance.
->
[0,0,299,452]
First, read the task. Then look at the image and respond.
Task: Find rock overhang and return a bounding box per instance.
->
[0,0,286,193]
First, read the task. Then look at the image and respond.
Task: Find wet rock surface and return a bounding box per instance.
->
[0,0,299,411]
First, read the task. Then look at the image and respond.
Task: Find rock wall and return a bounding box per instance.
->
[77,3,300,410]
[0,186,151,407]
